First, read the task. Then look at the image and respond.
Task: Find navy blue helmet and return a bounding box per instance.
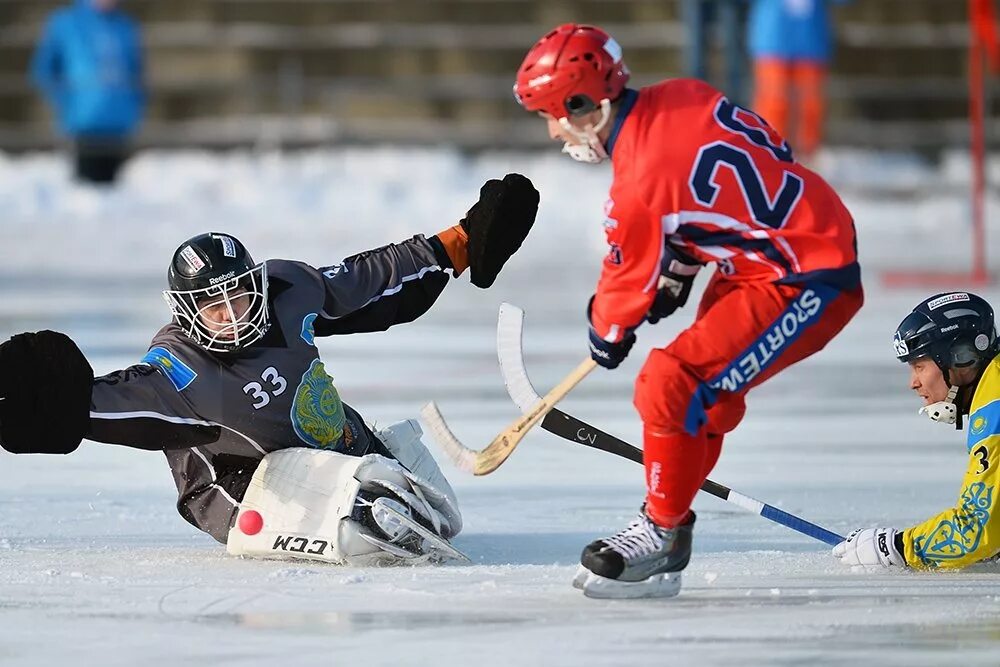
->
[894,292,999,374]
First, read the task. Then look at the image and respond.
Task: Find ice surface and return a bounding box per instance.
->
[1,149,999,666]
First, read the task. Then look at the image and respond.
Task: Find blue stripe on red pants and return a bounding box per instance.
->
[684,282,840,435]
[634,278,862,437]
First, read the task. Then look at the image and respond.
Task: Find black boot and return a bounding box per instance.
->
[574,509,695,599]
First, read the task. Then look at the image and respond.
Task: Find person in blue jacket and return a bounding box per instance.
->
[747,0,851,160]
[30,0,145,185]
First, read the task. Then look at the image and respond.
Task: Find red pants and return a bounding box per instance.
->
[635,273,863,526]
[753,58,828,159]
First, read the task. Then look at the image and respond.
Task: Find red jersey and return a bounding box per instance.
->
[590,79,859,342]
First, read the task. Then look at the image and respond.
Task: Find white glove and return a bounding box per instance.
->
[832,528,907,568]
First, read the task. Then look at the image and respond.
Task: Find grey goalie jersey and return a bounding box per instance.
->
[88,235,453,542]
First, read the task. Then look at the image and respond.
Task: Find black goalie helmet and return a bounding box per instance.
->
[893,292,999,375]
[163,232,269,353]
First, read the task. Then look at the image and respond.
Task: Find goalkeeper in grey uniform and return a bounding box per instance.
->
[0,174,538,566]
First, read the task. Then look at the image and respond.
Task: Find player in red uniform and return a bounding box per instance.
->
[514,24,863,598]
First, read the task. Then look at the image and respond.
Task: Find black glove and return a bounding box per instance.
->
[0,330,93,454]
[587,296,637,370]
[588,327,636,370]
[646,246,702,324]
[461,173,540,288]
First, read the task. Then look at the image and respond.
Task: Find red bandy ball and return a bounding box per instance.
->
[238,509,264,535]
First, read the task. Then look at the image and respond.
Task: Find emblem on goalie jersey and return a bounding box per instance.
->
[141,346,197,391]
[291,359,347,449]
[300,313,318,346]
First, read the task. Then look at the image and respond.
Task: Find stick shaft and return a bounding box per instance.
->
[538,408,844,546]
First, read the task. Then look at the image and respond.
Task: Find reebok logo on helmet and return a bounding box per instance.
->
[209,271,237,285]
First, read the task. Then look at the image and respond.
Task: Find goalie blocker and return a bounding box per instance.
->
[227,419,466,565]
[441,173,539,289]
[0,330,93,455]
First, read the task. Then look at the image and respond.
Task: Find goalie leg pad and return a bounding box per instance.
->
[226,448,463,565]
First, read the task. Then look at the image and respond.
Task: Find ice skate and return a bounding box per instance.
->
[574,510,695,599]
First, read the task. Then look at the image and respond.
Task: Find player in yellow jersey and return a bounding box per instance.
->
[833,291,1000,569]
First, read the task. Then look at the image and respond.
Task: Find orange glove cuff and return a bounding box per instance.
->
[436,224,469,275]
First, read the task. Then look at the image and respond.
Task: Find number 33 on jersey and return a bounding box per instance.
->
[243,366,287,409]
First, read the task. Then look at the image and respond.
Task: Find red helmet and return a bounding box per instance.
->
[514,23,630,120]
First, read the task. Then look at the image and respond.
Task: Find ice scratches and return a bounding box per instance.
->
[199,610,530,633]
[265,567,326,580]
[156,584,271,620]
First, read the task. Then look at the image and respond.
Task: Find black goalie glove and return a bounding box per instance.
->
[461,173,539,288]
[646,246,702,324]
[0,330,93,454]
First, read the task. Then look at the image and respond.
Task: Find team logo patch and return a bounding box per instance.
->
[291,359,346,449]
[893,335,909,358]
[300,313,318,346]
[606,243,623,265]
[220,236,237,258]
[179,246,205,273]
[971,415,988,436]
[927,293,970,310]
[141,347,197,391]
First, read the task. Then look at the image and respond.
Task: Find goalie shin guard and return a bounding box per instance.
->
[226,448,463,566]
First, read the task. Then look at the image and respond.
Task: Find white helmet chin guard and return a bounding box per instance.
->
[559,99,613,164]
[919,385,959,425]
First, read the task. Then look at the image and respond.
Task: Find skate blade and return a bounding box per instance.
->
[358,532,428,562]
[579,570,682,600]
[378,502,471,563]
[572,565,590,590]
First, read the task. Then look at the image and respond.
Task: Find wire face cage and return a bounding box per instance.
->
[164,264,270,352]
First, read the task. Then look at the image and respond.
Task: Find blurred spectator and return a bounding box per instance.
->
[681,0,749,104]
[30,0,145,185]
[747,0,850,160]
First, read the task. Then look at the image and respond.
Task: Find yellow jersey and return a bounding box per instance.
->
[903,357,1000,568]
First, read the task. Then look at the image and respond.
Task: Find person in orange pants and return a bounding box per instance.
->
[753,59,827,159]
[513,23,862,599]
[748,0,852,160]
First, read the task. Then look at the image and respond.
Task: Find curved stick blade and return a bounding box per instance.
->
[420,402,477,474]
[496,303,543,411]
